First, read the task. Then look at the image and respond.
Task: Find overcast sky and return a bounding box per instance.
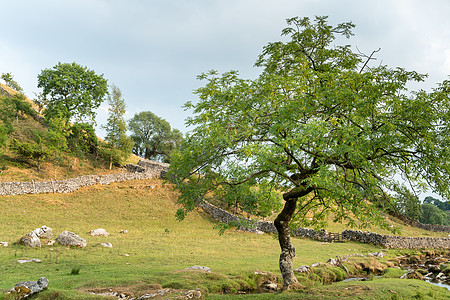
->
[2,0,450,138]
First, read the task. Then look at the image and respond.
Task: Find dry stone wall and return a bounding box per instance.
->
[0,159,169,196]
[201,201,450,249]
[2,160,448,250]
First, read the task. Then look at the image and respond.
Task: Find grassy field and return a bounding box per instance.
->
[0,178,448,299]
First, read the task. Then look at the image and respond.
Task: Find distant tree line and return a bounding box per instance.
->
[393,189,450,226]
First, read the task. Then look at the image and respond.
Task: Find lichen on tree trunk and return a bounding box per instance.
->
[274,197,299,289]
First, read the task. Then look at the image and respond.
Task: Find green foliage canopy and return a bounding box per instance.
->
[37,62,108,124]
[102,84,133,168]
[128,111,183,163]
[1,72,23,93]
[394,187,422,220]
[420,203,449,225]
[168,16,450,287]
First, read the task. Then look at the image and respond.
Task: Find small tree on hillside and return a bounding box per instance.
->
[420,204,449,225]
[394,186,422,220]
[168,16,450,288]
[1,72,23,93]
[102,84,133,168]
[37,62,108,124]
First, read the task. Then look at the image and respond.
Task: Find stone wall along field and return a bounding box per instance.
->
[201,201,450,249]
[0,159,169,196]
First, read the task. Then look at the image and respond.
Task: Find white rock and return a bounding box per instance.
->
[19,231,41,247]
[18,259,42,264]
[183,290,202,299]
[7,277,48,298]
[0,242,8,246]
[265,283,279,290]
[56,231,87,248]
[120,230,128,234]
[368,251,385,258]
[327,258,338,265]
[295,265,309,273]
[89,228,110,237]
[185,265,211,272]
[101,242,113,248]
[32,226,53,239]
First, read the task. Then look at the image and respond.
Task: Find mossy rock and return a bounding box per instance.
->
[406,271,423,280]
[407,255,421,265]
[442,266,450,276]
[382,268,406,278]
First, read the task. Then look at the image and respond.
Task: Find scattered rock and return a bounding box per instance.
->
[19,231,41,247]
[264,283,279,291]
[327,258,338,266]
[0,241,8,246]
[183,289,202,299]
[428,265,441,274]
[311,262,321,268]
[90,228,110,237]
[368,251,385,258]
[18,259,42,264]
[43,240,55,246]
[295,265,310,273]
[185,265,211,272]
[101,242,113,248]
[33,225,53,239]
[405,270,423,280]
[56,231,87,248]
[6,277,48,298]
[120,230,128,234]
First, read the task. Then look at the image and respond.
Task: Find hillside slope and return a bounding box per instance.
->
[0,83,140,182]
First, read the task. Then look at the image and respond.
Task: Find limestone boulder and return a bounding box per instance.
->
[56,231,87,248]
[32,225,53,239]
[90,228,110,237]
[185,265,211,272]
[19,231,41,247]
[7,277,49,298]
[295,265,310,273]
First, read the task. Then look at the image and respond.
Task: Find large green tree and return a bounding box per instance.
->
[102,84,133,169]
[128,111,183,163]
[37,62,108,124]
[167,16,450,288]
[420,203,449,225]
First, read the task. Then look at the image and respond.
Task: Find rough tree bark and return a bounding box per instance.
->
[274,197,299,289]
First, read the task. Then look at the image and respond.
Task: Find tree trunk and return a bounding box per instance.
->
[274,197,298,289]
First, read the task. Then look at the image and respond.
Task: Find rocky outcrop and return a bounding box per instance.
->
[56,231,87,248]
[6,277,49,299]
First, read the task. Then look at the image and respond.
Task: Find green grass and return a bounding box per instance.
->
[209,278,450,299]
[0,179,448,299]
